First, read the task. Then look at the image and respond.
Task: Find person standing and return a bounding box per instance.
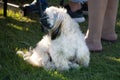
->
[85,0,119,51]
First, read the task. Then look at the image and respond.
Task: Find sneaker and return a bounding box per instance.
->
[81,2,88,15]
[64,5,85,23]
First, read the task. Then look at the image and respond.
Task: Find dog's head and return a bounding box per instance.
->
[40,6,67,39]
[40,6,67,30]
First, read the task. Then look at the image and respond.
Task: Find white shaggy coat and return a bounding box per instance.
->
[17,6,90,71]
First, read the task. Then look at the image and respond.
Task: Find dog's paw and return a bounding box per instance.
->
[68,62,80,69]
[22,51,32,60]
[16,51,24,56]
[56,65,70,71]
[16,51,32,60]
[44,62,56,70]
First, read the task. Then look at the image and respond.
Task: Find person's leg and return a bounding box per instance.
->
[68,1,81,12]
[85,0,108,51]
[102,0,119,41]
[69,0,87,12]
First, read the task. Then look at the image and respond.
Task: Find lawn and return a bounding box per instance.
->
[0,1,120,80]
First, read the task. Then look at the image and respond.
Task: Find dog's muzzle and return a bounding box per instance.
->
[40,13,51,30]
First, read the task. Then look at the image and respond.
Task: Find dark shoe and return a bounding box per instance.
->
[64,5,85,23]
[81,2,88,15]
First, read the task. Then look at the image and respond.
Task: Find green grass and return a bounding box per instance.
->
[0,1,120,80]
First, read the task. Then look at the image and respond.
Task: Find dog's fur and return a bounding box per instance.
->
[17,6,90,71]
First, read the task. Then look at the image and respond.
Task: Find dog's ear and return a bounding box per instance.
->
[50,23,62,40]
[50,11,65,40]
[53,11,59,21]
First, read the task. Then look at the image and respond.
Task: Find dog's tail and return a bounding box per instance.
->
[17,50,43,67]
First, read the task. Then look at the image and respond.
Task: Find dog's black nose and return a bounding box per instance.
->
[40,13,51,29]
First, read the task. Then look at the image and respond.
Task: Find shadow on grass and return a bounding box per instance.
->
[0,15,76,80]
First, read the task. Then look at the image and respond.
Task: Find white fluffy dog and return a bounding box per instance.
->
[17,6,90,71]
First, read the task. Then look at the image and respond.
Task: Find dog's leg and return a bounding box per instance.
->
[17,50,42,66]
[68,61,80,69]
[49,48,70,71]
[17,35,53,68]
[76,46,90,67]
[44,61,56,70]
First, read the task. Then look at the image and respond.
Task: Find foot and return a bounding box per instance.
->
[101,33,117,42]
[85,38,103,52]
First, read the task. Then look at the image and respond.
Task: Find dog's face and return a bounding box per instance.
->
[40,6,67,30]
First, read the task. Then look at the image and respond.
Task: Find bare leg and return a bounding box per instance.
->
[102,0,119,41]
[69,1,82,12]
[85,0,108,51]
